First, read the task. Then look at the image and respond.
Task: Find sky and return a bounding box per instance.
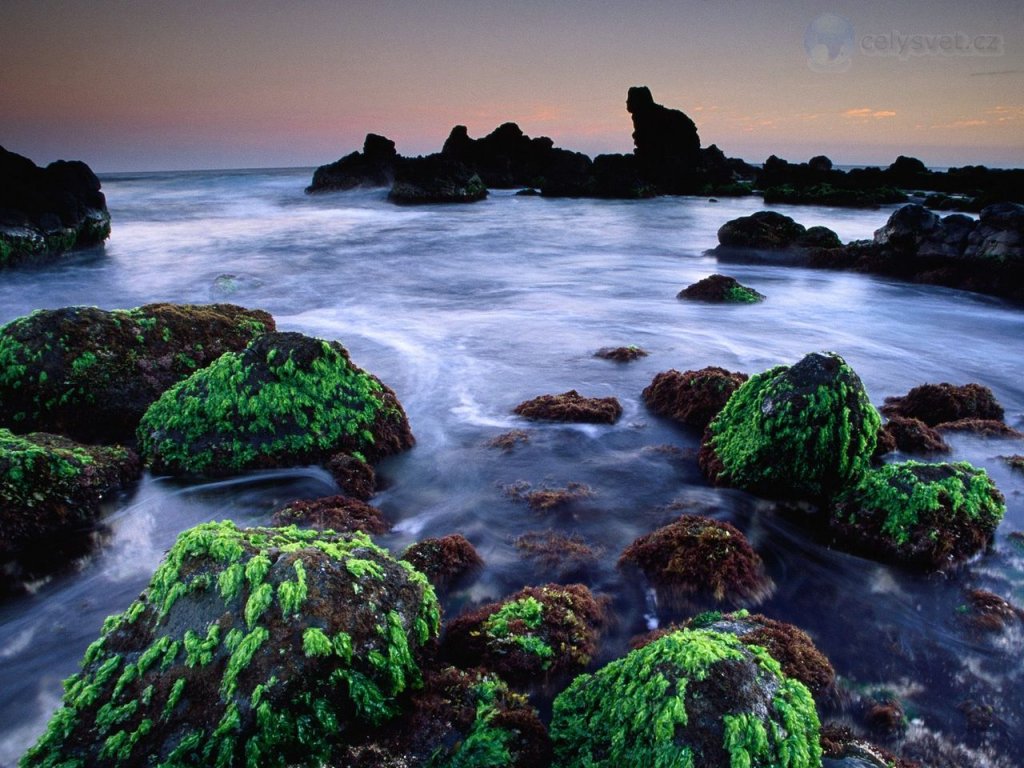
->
[2,0,1022,172]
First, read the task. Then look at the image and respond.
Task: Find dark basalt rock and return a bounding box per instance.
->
[442,583,605,688]
[716,210,808,249]
[271,494,389,534]
[881,382,1004,427]
[627,86,701,194]
[0,303,274,444]
[306,133,398,193]
[677,273,765,303]
[401,534,483,592]
[388,155,487,204]
[1,429,140,593]
[879,416,951,455]
[0,146,111,267]
[642,366,748,431]
[513,390,622,424]
[619,515,773,609]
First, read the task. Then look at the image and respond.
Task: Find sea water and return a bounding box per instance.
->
[0,169,1021,764]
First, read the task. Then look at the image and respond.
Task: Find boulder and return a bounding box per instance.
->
[550,628,822,768]
[879,416,950,454]
[22,521,441,767]
[0,303,274,443]
[716,211,807,249]
[643,366,748,431]
[388,155,487,204]
[137,331,414,476]
[0,146,111,267]
[872,204,943,251]
[306,134,398,193]
[627,86,702,194]
[1,429,140,589]
[619,515,774,609]
[829,461,1005,569]
[271,494,389,534]
[963,202,1024,260]
[442,583,604,688]
[401,534,483,592]
[512,390,622,424]
[881,382,1004,426]
[677,273,765,303]
[700,352,881,500]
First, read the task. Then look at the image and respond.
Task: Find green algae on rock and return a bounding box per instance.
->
[549,628,822,768]
[137,331,414,477]
[442,584,604,688]
[699,351,881,501]
[0,304,273,443]
[22,521,441,768]
[676,274,766,303]
[829,460,1005,570]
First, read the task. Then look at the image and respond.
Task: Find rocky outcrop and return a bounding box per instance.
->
[642,366,748,431]
[305,134,398,192]
[0,146,111,267]
[388,155,487,204]
[0,303,274,444]
[137,331,414,476]
[715,210,838,252]
[401,534,483,592]
[881,382,1005,426]
[627,86,702,194]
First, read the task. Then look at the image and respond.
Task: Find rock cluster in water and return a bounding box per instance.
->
[0,146,111,268]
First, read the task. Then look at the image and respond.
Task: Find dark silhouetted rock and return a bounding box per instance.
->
[643,366,748,431]
[716,211,807,249]
[306,134,398,192]
[677,273,765,303]
[627,86,702,194]
[513,390,622,424]
[881,382,1004,426]
[0,146,111,267]
[797,225,843,248]
[401,534,483,592]
[388,155,487,204]
[880,416,951,454]
[271,494,389,534]
[964,201,1024,260]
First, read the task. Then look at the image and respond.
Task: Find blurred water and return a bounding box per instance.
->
[0,170,1022,764]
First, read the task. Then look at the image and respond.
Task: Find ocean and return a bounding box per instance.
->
[1,168,1022,764]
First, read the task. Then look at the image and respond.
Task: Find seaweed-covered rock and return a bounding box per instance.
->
[306,134,398,193]
[512,390,622,424]
[829,461,1005,569]
[619,515,773,609]
[388,155,487,204]
[935,418,1023,437]
[643,366,748,430]
[880,416,950,455]
[338,667,550,767]
[0,146,111,267]
[325,453,377,500]
[0,304,274,443]
[137,331,414,477]
[594,345,648,362]
[401,535,483,592]
[442,584,604,687]
[881,382,1004,427]
[271,494,389,535]
[677,274,765,303]
[700,352,881,500]
[550,628,822,768]
[716,211,807,249]
[23,521,441,767]
[1,429,140,587]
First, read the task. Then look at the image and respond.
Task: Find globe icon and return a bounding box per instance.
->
[804,13,855,72]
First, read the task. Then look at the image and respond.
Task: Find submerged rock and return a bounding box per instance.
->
[22,521,441,767]
[0,303,274,444]
[0,146,111,267]
[881,382,1004,427]
[388,155,487,204]
[0,429,140,589]
[699,352,881,500]
[137,331,414,477]
[593,345,648,362]
[619,515,773,609]
[829,460,1005,570]
[879,416,951,455]
[271,494,389,535]
[401,534,483,592]
[643,366,748,431]
[677,273,765,303]
[934,418,1023,437]
[550,628,822,768]
[512,390,622,424]
[442,583,604,688]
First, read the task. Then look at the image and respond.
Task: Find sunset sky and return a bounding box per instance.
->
[3,0,1022,172]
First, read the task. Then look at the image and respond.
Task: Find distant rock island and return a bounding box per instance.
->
[0,146,111,268]
[308,86,1023,208]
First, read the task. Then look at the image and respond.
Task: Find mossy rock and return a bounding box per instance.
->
[643,366,748,431]
[0,304,274,443]
[699,352,881,501]
[829,460,1005,570]
[550,628,822,768]
[339,667,551,767]
[676,274,765,303]
[23,521,441,767]
[137,331,414,477]
[619,515,773,610]
[0,429,140,589]
[442,584,604,688]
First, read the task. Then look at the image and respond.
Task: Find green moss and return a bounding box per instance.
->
[303,628,333,658]
[724,285,764,304]
[0,429,97,509]
[483,596,555,663]
[550,629,821,768]
[278,560,308,617]
[434,678,517,768]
